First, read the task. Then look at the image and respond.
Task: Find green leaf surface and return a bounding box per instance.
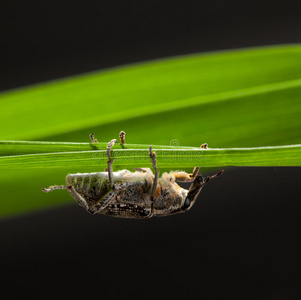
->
[0,140,194,156]
[1,45,301,218]
[0,142,300,169]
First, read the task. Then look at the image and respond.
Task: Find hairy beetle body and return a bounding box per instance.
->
[65,169,188,218]
[42,132,223,219]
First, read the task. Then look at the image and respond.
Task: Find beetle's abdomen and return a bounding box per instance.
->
[66,173,111,203]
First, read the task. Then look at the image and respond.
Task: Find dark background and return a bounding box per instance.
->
[1,0,301,92]
[1,1,301,299]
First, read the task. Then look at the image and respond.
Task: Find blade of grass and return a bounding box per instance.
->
[0,140,195,156]
[1,143,300,169]
[1,45,301,144]
[46,79,301,148]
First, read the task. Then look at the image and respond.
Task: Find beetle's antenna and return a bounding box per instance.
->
[42,185,68,193]
[203,170,224,185]
[187,170,224,202]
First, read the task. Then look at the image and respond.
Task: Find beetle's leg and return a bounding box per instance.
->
[149,146,157,170]
[89,133,98,143]
[107,159,115,189]
[107,139,117,160]
[149,146,159,200]
[42,185,68,192]
[68,188,89,211]
[107,139,117,189]
[66,185,95,214]
[192,167,200,178]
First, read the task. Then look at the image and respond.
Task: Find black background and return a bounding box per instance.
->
[1,1,301,299]
[2,0,301,91]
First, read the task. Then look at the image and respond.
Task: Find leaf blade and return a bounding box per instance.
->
[1,45,301,143]
[1,143,300,169]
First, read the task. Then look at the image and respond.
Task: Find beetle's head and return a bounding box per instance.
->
[180,170,224,212]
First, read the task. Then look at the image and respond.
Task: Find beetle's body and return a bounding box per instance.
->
[42,132,223,218]
[66,169,188,218]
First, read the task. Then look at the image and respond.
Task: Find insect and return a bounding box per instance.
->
[42,132,223,219]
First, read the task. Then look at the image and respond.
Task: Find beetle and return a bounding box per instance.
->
[42,132,223,218]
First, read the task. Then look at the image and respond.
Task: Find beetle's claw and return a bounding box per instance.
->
[42,186,48,192]
[90,133,98,143]
[119,131,126,144]
[106,139,118,159]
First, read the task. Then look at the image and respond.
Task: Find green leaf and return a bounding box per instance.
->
[1,45,301,147]
[0,140,193,156]
[0,142,300,169]
[1,45,301,218]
